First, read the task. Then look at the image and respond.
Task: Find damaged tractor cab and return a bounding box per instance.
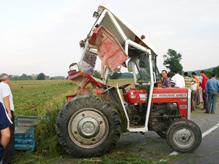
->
[56,6,202,157]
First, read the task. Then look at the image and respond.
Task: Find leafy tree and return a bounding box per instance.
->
[19,73,32,80]
[205,71,212,78]
[212,66,219,77]
[37,73,46,80]
[163,49,183,75]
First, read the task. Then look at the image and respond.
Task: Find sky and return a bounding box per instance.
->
[0,0,219,76]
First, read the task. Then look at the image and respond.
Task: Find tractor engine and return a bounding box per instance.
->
[123,88,148,126]
[148,103,179,133]
[123,88,180,129]
[124,88,147,104]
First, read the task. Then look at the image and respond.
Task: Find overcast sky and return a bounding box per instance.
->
[0,0,219,76]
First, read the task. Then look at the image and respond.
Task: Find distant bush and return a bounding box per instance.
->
[50,76,66,80]
[213,66,219,77]
[37,73,46,80]
[10,73,51,80]
[11,74,33,80]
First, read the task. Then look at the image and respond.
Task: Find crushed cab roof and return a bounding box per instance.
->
[88,5,158,57]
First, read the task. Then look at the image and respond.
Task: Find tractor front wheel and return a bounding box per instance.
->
[166,120,202,153]
[56,95,121,157]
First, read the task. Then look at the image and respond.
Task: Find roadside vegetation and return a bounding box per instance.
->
[12,80,75,163]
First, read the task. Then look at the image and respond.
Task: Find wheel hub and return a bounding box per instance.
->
[78,117,99,137]
[68,108,109,149]
[173,128,195,149]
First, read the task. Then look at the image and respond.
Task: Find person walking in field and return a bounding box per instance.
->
[201,70,209,112]
[0,73,14,164]
[205,73,219,114]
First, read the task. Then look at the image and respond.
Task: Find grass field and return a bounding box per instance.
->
[12,80,75,116]
[12,80,76,163]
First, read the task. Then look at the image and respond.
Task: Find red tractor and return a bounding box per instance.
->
[56,6,202,157]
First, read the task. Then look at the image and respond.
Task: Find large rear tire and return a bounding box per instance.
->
[166,120,202,153]
[56,95,121,157]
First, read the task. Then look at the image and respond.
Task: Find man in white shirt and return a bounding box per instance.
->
[0,73,14,163]
[171,71,185,88]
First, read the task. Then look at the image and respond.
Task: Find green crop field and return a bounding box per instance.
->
[12,80,77,163]
[12,80,75,116]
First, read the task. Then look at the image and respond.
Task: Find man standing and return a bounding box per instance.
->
[205,73,219,114]
[201,70,209,112]
[0,74,14,163]
[0,99,11,163]
[184,72,196,111]
[184,72,194,89]
[171,71,185,88]
[192,72,201,105]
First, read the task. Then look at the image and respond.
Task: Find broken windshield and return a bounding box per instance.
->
[132,54,151,83]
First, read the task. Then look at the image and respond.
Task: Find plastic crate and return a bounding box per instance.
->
[15,116,39,152]
[15,116,39,127]
[15,127,35,151]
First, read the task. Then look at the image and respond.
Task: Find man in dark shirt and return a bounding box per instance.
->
[0,102,11,163]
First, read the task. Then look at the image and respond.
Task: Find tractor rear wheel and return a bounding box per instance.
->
[166,120,202,153]
[56,95,121,157]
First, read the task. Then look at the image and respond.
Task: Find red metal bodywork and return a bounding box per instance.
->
[123,88,188,118]
[89,26,128,72]
[152,88,188,118]
[67,70,105,101]
[124,88,147,104]
[67,70,189,119]
[68,70,104,88]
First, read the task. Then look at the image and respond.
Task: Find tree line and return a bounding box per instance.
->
[10,73,66,80]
